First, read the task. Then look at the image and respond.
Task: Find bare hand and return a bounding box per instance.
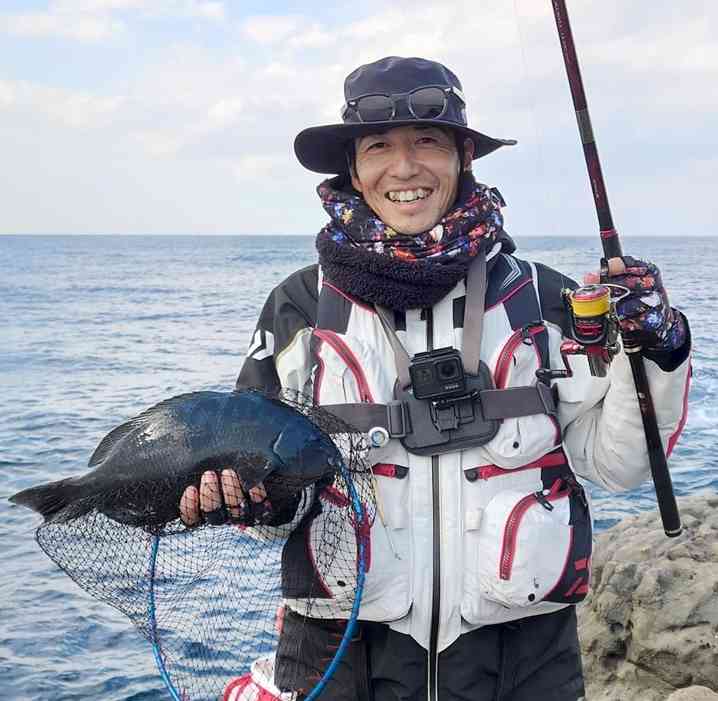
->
[179,469,268,527]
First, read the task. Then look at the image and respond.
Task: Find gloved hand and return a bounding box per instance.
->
[586,256,687,353]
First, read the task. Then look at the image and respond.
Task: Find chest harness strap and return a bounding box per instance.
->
[323,251,558,455]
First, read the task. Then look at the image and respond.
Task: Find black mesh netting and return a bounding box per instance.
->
[31,390,375,701]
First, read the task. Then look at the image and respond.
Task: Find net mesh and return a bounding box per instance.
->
[34,391,375,701]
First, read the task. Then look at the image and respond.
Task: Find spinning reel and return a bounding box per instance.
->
[537,282,627,382]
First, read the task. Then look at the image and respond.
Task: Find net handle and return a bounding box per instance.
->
[150,534,183,701]
[304,458,367,701]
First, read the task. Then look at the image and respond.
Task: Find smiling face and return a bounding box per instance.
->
[350,125,474,235]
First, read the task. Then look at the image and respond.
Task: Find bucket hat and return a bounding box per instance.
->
[294,56,517,174]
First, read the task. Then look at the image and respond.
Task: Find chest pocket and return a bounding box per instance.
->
[484,323,562,461]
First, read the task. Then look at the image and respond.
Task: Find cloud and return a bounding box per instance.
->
[0,0,225,42]
[0,0,715,235]
[0,10,124,41]
[53,0,225,18]
[240,15,301,44]
[0,79,126,128]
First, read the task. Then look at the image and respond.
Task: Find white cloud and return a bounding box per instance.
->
[0,79,126,128]
[232,154,284,181]
[53,0,225,18]
[207,97,244,128]
[288,24,334,50]
[240,15,300,44]
[0,0,225,42]
[0,0,715,235]
[0,10,124,41]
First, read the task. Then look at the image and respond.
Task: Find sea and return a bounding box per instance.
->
[1,234,715,700]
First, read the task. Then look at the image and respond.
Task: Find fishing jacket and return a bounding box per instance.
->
[236,246,691,654]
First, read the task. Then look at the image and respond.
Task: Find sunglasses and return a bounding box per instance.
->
[342,85,466,123]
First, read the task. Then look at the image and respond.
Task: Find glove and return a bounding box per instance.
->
[587,256,687,353]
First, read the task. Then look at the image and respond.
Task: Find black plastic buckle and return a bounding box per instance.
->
[387,401,410,438]
[536,382,558,416]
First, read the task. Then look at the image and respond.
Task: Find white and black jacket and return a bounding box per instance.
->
[236,246,691,653]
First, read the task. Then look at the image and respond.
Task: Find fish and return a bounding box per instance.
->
[9,389,342,528]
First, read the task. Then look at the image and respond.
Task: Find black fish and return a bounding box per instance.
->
[9,390,342,527]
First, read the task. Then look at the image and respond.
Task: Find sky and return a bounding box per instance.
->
[0,0,715,236]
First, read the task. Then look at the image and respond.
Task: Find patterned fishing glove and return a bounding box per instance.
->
[601,256,689,370]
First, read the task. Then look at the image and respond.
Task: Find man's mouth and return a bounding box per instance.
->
[385,188,433,203]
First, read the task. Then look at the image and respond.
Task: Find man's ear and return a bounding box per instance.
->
[463,138,475,171]
[350,166,363,193]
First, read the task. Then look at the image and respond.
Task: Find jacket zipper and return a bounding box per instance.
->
[426,308,441,701]
[494,324,544,389]
[493,324,561,444]
[499,480,570,581]
[312,329,373,402]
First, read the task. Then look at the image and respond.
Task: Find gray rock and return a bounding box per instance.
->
[578,494,718,701]
[667,687,718,701]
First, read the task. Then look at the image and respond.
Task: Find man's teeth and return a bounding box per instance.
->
[387,188,432,202]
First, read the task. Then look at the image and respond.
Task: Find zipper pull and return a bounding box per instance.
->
[534,490,555,511]
[521,320,544,345]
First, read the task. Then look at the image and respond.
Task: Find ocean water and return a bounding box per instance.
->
[1,234,715,700]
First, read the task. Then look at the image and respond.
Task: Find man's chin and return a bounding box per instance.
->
[390,220,435,236]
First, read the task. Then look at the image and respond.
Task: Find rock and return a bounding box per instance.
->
[667,688,718,701]
[578,494,718,701]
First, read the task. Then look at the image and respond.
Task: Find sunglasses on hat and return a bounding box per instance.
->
[341,85,466,123]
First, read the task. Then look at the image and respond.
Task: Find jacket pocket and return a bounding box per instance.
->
[357,464,413,621]
[476,478,592,609]
[485,325,561,461]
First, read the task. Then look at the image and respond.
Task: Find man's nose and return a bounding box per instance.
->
[387,146,421,179]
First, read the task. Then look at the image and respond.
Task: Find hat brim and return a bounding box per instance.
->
[294,119,517,174]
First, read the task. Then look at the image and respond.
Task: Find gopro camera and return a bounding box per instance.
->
[409,347,466,401]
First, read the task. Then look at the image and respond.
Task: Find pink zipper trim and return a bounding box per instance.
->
[313,328,374,403]
[499,480,569,581]
[485,278,532,312]
[320,485,350,507]
[322,281,375,313]
[372,463,398,478]
[318,488,372,573]
[475,450,567,480]
[494,325,544,389]
[667,362,691,457]
[305,526,333,598]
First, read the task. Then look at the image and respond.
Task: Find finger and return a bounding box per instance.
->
[583,271,600,285]
[221,469,245,521]
[606,257,626,276]
[248,483,268,504]
[199,470,222,513]
[180,485,200,527]
[275,605,286,634]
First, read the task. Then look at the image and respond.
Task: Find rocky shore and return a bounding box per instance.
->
[578,494,718,701]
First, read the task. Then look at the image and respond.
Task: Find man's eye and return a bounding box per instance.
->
[365,141,387,151]
[417,136,438,145]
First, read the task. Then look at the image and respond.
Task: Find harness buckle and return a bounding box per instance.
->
[387,401,410,438]
[536,382,558,417]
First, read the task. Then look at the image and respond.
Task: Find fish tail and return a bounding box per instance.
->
[9,478,90,522]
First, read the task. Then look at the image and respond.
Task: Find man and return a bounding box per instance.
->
[182,56,690,700]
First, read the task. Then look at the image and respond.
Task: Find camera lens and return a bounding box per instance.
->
[437,360,459,380]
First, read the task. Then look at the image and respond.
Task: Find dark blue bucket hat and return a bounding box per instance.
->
[294,56,517,174]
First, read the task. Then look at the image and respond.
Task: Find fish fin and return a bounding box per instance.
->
[88,420,142,466]
[234,457,278,490]
[88,391,222,466]
[9,478,89,522]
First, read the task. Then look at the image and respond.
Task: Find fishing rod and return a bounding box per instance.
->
[549,0,682,537]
